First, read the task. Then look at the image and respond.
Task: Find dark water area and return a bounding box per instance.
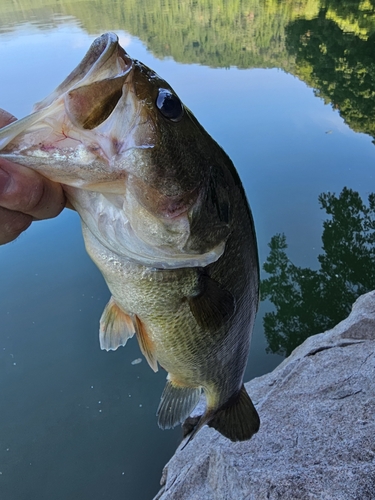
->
[1,1,375,499]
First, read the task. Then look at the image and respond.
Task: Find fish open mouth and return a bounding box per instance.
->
[0,33,133,151]
[0,33,141,190]
[36,33,133,114]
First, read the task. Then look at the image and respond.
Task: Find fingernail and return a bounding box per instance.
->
[0,167,11,195]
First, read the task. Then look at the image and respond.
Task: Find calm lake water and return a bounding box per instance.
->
[1,1,375,499]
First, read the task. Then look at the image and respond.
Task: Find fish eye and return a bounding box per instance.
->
[156,89,184,122]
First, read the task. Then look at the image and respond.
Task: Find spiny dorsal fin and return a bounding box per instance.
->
[134,315,158,372]
[188,274,235,331]
[99,296,135,351]
[157,378,201,429]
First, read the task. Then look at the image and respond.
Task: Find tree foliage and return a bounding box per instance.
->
[2,0,375,138]
[261,188,375,356]
[286,10,375,140]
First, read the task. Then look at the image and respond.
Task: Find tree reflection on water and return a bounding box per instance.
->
[286,8,375,142]
[2,1,375,140]
[261,187,375,356]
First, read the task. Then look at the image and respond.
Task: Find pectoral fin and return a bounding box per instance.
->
[134,315,158,372]
[157,378,201,429]
[188,274,235,331]
[99,296,135,351]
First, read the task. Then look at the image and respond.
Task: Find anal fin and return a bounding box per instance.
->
[188,273,235,331]
[157,378,201,430]
[134,315,158,372]
[99,296,135,351]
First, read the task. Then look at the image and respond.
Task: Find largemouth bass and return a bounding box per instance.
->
[0,33,260,442]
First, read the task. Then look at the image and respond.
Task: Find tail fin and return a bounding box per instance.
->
[208,385,260,441]
[182,385,260,447]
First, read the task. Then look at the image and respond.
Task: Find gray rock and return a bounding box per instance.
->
[154,291,375,500]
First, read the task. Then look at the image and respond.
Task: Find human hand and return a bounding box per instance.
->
[0,109,66,245]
